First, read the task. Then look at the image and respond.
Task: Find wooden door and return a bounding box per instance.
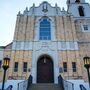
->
[37,56,54,83]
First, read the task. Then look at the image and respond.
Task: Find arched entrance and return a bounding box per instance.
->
[37,55,54,83]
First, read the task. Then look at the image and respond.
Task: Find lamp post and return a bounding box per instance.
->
[83,56,90,87]
[2,56,10,90]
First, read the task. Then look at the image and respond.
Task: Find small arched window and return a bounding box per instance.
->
[39,18,51,40]
[78,6,84,16]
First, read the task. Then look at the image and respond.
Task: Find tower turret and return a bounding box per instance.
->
[67,0,90,17]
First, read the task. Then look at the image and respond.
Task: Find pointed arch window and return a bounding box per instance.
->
[78,6,84,16]
[39,18,51,40]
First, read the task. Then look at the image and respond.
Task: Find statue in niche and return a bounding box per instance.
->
[42,2,48,13]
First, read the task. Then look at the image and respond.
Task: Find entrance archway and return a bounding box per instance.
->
[37,55,54,83]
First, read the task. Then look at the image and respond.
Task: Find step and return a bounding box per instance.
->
[27,83,64,90]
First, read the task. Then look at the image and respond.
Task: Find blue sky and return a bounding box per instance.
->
[0,0,90,46]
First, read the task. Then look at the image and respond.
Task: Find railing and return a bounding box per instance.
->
[27,75,32,90]
[17,80,28,90]
[17,75,32,90]
[58,75,64,90]
[6,85,13,90]
[0,85,13,90]
[63,80,74,90]
[58,75,74,90]
[80,84,87,90]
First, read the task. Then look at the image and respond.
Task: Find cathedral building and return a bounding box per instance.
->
[0,0,90,84]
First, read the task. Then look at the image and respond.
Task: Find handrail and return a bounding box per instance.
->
[17,75,32,90]
[63,79,74,90]
[5,85,13,90]
[80,84,87,90]
[58,75,64,90]
[17,80,28,90]
[58,75,74,90]
[27,75,33,90]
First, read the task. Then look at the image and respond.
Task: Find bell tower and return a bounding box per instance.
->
[67,0,85,5]
[67,0,90,17]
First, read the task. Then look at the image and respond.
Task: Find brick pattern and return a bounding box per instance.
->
[14,16,35,41]
[2,50,32,80]
[55,16,77,41]
[0,16,90,82]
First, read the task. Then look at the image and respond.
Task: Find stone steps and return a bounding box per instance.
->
[27,83,64,90]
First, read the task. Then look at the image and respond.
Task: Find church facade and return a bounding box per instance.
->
[0,0,90,84]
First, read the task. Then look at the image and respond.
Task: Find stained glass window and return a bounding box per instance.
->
[39,18,51,40]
